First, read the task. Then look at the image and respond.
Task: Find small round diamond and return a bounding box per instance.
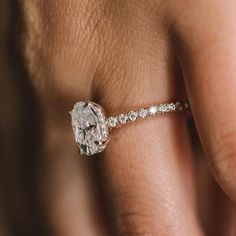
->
[139,108,148,118]
[128,111,138,121]
[184,102,189,109]
[175,102,183,110]
[108,117,118,128]
[118,114,128,124]
[166,103,176,112]
[101,124,108,138]
[157,104,165,113]
[148,106,157,116]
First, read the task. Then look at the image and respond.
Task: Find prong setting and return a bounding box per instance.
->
[70,102,109,156]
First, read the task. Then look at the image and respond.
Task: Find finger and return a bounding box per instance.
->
[92,3,203,235]
[98,91,202,234]
[171,0,236,203]
[196,153,236,235]
[99,116,202,235]
[41,124,110,236]
[20,1,111,235]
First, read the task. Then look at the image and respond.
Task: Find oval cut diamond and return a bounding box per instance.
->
[70,102,109,156]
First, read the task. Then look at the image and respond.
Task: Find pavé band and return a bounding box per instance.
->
[70,101,190,156]
[107,101,189,128]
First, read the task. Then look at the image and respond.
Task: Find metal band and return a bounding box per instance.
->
[107,101,190,129]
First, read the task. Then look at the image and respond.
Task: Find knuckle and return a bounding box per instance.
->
[21,0,112,97]
[115,209,158,236]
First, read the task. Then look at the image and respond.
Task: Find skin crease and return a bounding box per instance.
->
[19,0,236,235]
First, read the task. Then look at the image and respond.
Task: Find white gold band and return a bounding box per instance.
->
[107,101,190,129]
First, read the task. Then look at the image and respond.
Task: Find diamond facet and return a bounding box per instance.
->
[128,111,138,121]
[70,102,109,156]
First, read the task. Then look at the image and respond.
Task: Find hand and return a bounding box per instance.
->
[21,0,236,235]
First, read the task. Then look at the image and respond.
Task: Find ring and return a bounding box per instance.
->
[70,101,190,156]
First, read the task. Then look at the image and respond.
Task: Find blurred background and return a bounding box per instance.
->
[0,1,52,235]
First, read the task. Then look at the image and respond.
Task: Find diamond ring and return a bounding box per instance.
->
[70,101,190,156]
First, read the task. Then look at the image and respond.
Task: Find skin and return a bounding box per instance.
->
[18,0,236,235]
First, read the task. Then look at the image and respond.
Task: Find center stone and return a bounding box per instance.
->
[70,102,109,156]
